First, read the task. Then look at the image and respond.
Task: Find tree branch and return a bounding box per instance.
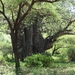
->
[18,0,35,24]
[15,2,22,24]
[52,45,74,55]
[0,11,12,29]
[21,1,30,8]
[44,19,75,50]
[14,0,60,27]
[0,0,5,13]
[63,19,75,31]
[35,0,60,3]
[10,9,15,23]
[0,0,12,29]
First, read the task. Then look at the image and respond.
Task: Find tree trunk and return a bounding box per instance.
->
[33,20,45,53]
[19,18,60,58]
[10,29,20,69]
[24,26,33,57]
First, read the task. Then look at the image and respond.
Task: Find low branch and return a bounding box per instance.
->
[44,30,75,50]
[52,45,75,55]
[44,19,75,50]
[62,30,75,35]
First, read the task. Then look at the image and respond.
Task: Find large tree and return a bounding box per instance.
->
[18,0,75,61]
[0,0,60,71]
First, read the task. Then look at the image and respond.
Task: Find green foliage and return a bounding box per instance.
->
[0,32,12,57]
[0,51,4,64]
[5,54,14,62]
[51,35,75,63]
[25,53,54,67]
[67,47,75,61]
[58,54,67,63]
[3,0,26,7]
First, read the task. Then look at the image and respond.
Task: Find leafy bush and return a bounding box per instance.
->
[25,53,54,67]
[67,47,75,61]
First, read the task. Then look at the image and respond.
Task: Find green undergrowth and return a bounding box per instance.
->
[24,53,54,67]
[0,59,75,75]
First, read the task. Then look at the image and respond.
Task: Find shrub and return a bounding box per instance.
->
[25,53,54,67]
[67,47,75,61]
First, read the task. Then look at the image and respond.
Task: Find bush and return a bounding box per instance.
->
[25,53,54,67]
[67,47,75,61]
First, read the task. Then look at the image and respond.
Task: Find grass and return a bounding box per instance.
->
[1,49,75,75]
[0,61,75,75]
[21,62,75,75]
[0,64,15,75]
[0,51,75,75]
